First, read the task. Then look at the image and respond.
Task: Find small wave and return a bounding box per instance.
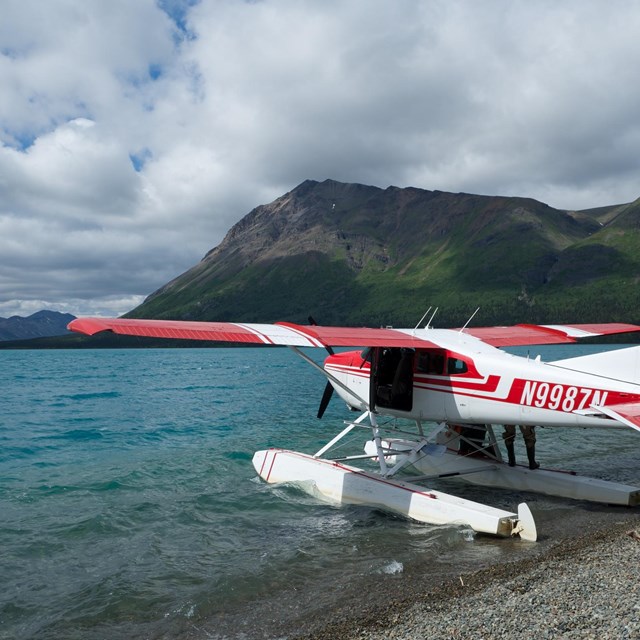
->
[377,560,404,575]
[88,479,129,492]
[62,391,122,400]
[175,384,213,392]
[49,429,104,441]
[0,445,39,460]
[164,601,197,620]
[37,484,83,495]
[224,450,252,461]
[268,480,334,507]
[460,527,476,542]
[56,513,131,538]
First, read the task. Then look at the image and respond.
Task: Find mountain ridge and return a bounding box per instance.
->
[0,310,76,341]
[129,179,640,327]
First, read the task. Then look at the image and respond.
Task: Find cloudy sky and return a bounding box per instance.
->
[2,0,639,318]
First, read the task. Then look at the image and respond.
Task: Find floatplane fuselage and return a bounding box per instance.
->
[323,328,640,431]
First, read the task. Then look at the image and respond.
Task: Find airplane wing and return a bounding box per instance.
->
[596,402,640,433]
[68,318,640,349]
[462,323,640,347]
[67,317,439,348]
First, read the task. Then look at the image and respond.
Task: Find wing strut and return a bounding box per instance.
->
[314,411,369,458]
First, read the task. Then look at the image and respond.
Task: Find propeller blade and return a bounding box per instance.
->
[317,380,334,419]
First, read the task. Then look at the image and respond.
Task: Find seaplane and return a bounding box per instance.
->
[68,313,640,543]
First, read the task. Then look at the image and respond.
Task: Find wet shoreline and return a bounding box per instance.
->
[291,511,640,640]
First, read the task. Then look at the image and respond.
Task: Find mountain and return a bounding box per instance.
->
[0,310,76,341]
[129,179,640,327]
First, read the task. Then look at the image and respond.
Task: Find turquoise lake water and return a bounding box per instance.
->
[1,345,639,639]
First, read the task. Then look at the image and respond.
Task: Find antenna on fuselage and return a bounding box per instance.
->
[426,307,439,329]
[459,307,480,333]
[413,307,432,334]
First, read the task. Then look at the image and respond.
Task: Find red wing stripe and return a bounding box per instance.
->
[68,318,269,343]
[68,318,326,345]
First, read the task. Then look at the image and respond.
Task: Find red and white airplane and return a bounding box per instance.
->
[69,315,640,541]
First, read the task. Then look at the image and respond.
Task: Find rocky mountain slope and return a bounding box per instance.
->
[129,180,640,327]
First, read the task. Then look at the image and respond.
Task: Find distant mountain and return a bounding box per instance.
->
[0,310,76,341]
[129,179,640,327]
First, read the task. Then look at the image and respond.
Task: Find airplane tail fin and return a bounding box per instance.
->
[548,345,640,385]
[550,346,640,432]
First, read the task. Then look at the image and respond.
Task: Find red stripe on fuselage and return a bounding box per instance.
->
[326,362,640,416]
[325,363,370,379]
[326,363,499,393]
[414,374,501,393]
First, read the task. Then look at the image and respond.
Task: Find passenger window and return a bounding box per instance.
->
[416,351,431,373]
[416,351,444,374]
[447,358,468,375]
[429,355,445,374]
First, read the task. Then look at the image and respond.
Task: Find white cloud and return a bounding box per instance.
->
[1,0,640,318]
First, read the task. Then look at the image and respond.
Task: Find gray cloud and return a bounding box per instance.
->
[1,0,639,317]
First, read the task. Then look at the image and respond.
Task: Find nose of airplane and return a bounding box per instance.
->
[318,350,368,418]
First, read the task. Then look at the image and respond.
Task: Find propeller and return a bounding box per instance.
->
[317,380,335,419]
[309,316,335,419]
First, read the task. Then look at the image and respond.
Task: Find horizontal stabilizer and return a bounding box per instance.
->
[598,402,640,433]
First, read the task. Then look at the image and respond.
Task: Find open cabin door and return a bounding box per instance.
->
[370,347,415,412]
[370,346,455,415]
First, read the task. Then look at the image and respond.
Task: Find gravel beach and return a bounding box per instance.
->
[296,514,640,640]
